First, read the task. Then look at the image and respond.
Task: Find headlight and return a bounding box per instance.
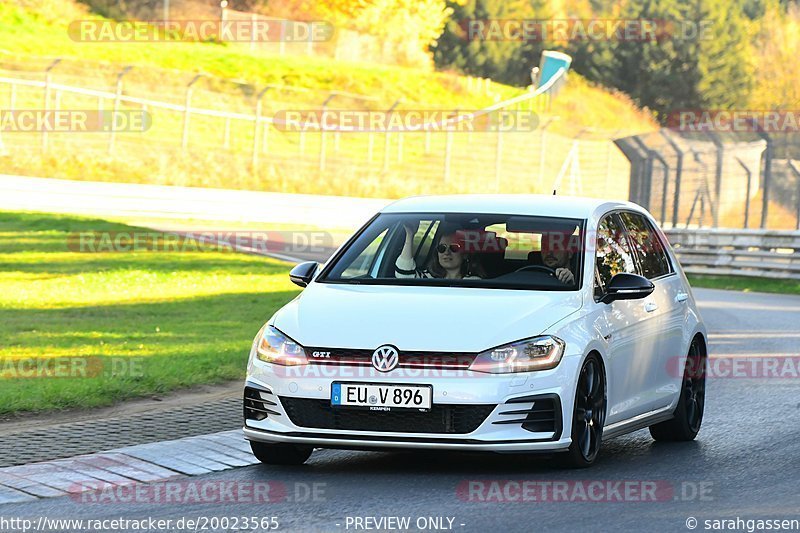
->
[468,336,565,373]
[251,325,308,366]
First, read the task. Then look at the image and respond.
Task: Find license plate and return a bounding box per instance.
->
[331,382,432,411]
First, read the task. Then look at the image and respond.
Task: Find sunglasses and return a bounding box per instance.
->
[436,243,462,254]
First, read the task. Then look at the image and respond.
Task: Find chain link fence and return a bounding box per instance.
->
[617,130,800,230]
[0,56,635,200]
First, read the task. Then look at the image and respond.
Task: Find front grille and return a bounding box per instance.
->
[280,397,494,434]
[244,386,280,423]
[305,347,476,369]
[493,394,562,438]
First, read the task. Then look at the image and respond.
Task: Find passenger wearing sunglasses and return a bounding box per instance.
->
[395,224,482,279]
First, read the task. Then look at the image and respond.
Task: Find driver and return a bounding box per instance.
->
[540,231,578,285]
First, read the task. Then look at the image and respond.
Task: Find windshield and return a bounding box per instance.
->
[319,213,585,290]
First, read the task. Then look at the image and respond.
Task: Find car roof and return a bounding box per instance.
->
[380,194,647,220]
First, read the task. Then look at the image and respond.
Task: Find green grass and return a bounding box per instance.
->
[687,274,800,295]
[0,211,300,416]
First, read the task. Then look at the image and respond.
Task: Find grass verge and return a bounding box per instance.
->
[0,211,299,416]
[687,274,800,295]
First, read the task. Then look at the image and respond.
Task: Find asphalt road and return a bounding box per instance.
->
[2,288,799,533]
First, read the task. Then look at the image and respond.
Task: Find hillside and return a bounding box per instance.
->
[0,0,657,198]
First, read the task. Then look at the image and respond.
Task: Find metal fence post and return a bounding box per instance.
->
[252,86,270,171]
[109,66,132,154]
[182,74,203,152]
[494,111,503,192]
[650,150,670,224]
[383,100,401,173]
[41,59,61,153]
[685,149,710,227]
[660,130,684,228]
[706,132,724,228]
[761,135,773,229]
[443,127,453,183]
[319,93,337,172]
[735,157,752,229]
[630,136,656,212]
[750,120,773,228]
[788,160,800,230]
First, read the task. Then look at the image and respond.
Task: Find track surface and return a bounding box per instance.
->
[2,288,799,532]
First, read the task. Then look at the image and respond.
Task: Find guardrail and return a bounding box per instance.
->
[664,228,800,280]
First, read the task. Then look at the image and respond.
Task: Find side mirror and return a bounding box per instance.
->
[289,261,318,288]
[600,273,654,304]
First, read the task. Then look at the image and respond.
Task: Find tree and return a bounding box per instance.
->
[433,0,553,86]
[583,0,751,121]
[260,0,452,68]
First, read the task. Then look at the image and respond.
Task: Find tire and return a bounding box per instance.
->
[559,353,606,468]
[250,441,313,465]
[649,338,706,442]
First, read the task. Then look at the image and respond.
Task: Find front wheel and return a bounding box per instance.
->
[250,441,313,465]
[649,339,706,441]
[559,353,606,468]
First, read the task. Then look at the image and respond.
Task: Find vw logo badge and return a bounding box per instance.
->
[371,345,399,372]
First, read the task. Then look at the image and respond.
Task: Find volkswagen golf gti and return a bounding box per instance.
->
[243,195,707,468]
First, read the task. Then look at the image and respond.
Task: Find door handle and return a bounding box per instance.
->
[645,302,658,313]
[676,292,689,303]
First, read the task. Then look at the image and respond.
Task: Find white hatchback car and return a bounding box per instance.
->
[244,195,707,467]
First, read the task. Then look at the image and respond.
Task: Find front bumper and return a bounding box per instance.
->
[243,357,580,453]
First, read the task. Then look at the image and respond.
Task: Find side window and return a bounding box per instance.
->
[619,212,672,279]
[595,214,637,295]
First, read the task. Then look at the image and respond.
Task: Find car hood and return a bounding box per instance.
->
[271,282,584,352]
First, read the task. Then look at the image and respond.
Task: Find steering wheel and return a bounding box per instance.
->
[514,265,557,276]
